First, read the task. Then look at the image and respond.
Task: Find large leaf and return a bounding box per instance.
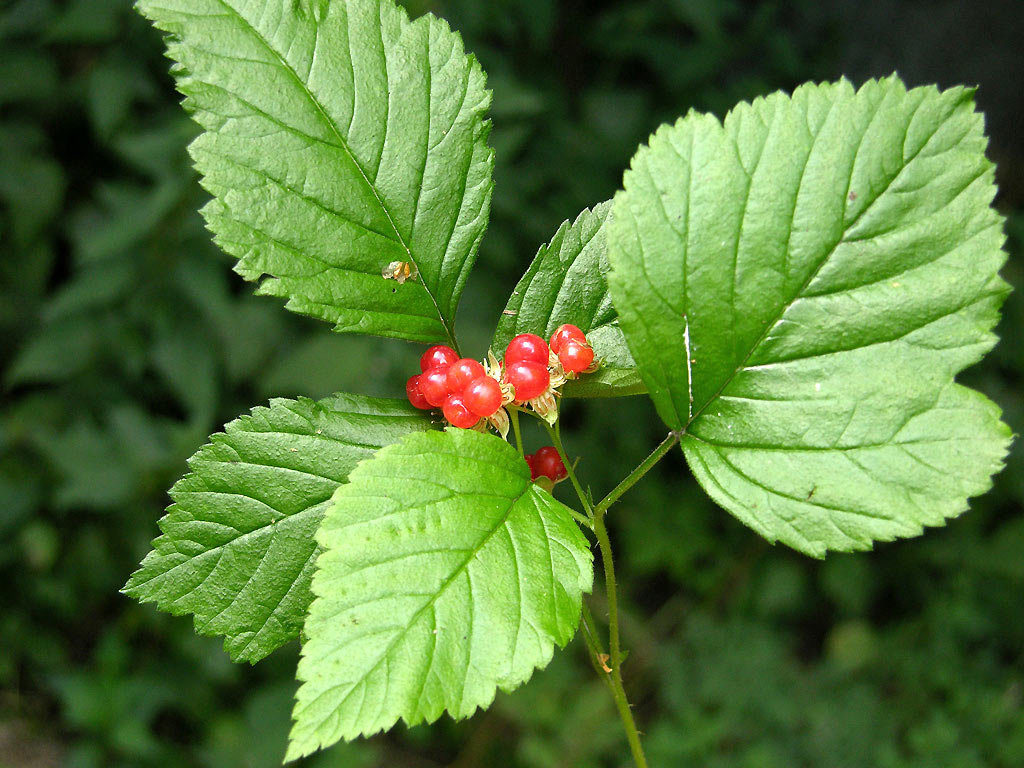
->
[494,201,644,397]
[123,394,433,663]
[608,77,1011,557]
[139,0,494,345]
[287,428,592,759]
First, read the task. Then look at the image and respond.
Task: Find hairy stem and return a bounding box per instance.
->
[509,408,524,457]
[547,420,649,767]
[545,421,593,517]
[595,430,681,515]
[580,603,614,690]
[592,508,648,768]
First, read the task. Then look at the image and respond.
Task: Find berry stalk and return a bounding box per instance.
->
[545,421,683,768]
[595,431,681,515]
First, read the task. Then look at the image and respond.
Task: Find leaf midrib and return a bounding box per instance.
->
[302,479,536,726]
[212,0,457,347]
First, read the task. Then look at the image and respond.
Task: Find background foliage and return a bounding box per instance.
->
[1,0,1021,766]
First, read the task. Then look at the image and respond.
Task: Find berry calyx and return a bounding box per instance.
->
[463,375,503,417]
[442,393,478,429]
[558,341,595,373]
[420,344,459,373]
[528,446,567,482]
[446,358,486,394]
[419,366,452,407]
[406,375,432,410]
[549,324,587,353]
[505,333,549,366]
[505,360,550,401]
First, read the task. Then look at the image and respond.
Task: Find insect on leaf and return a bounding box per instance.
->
[138,0,494,345]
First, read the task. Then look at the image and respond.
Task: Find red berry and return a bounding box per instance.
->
[446,358,486,394]
[525,453,540,480]
[420,366,452,407]
[532,446,567,482]
[406,375,432,410]
[558,341,595,373]
[443,393,478,429]
[464,375,503,417]
[505,333,549,366]
[505,360,550,401]
[420,345,459,373]
[550,324,587,353]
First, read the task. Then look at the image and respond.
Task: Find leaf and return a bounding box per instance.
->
[494,202,644,397]
[287,428,592,759]
[608,77,1011,557]
[123,394,434,663]
[138,0,494,345]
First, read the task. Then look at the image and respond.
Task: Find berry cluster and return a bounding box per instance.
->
[502,324,597,406]
[405,324,597,432]
[406,345,503,429]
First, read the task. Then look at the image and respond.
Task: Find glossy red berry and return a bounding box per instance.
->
[442,393,478,429]
[558,341,595,373]
[464,375,503,417]
[531,446,567,482]
[505,360,550,401]
[420,344,459,373]
[505,333,549,366]
[525,453,540,480]
[549,324,587,353]
[406,375,432,410]
[420,366,452,407]
[446,358,486,394]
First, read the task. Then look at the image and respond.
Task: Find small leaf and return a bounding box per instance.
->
[123,394,434,663]
[287,428,592,759]
[609,77,1011,557]
[494,202,644,397]
[138,0,494,345]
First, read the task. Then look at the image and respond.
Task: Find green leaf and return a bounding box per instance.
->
[608,77,1011,557]
[494,202,644,397]
[287,428,592,759]
[138,0,494,345]
[123,394,434,663]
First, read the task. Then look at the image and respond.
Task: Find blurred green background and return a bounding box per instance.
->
[1,0,1021,766]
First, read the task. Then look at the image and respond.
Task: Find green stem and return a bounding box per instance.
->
[579,604,614,690]
[592,510,649,768]
[509,408,524,457]
[567,507,595,530]
[545,421,593,517]
[590,431,678,768]
[595,430,681,515]
[546,420,649,768]
[581,603,606,656]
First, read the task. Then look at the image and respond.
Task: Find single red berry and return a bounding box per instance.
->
[463,375,503,417]
[420,366,452,407]
[549,323,587,353]
[446,358,486,394]
[505,360,550,401]
[558,341,595,373]
[525,453,540,480]
[505,333,549,366]
[406,375,432,410]
[443,393,478,429]
[532,446,567,482]
[420,344,459,373]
